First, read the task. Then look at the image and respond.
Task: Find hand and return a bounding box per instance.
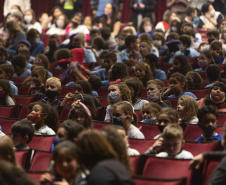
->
[133,4,138,9]
[53,178,69,185]
[40,173,53,185]
[167,67,174,75]
[152,138,164,153]
[164,85,173,95]
[64,93,76,100]
[139,3,145,9]
[205,13,211,20]
[189,154,204,170]
[92,10,97,18]
[60,0,65,3]
[212,50,218,57]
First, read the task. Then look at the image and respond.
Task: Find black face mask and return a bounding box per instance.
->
[45,90,58,99]
[49,41,56,49]
[72,21,78,28]
[158,125,166,133]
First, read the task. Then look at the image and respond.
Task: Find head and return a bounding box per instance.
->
[198,50,213,69]
[52,140,79,180]
[152,32,165,48]
[18,40,31,52]
[0,137,16,165]
[5,20,21,39]
[28,102,49,124]
[125,35,139,51]
[179,35,192,49]
[128,50,140,67]
[170,72,187,95]
[135,63,153,87]
[172,55,192,76]
[144,54,159,73]
[0,47,8,64]
[125,77,143,101]
[162,124,184,157]
[147,79,165,103]
[170,18,182,34]
[186,7,196,20]
[55,14,69,29]
[139,33,152,43]
[181,22,194,34]
[31,66,47,87]
[11,55,26,75]
[74,80,92,96]
[109,63,128,81]
[34,54,49,70]
[206,64,220,83]
[55,48,72,61]
[139,41,152,57]
[141,102,161,120]
[0,79,14,104]
[138,17,153,33]
[92,36,105,50]
[207,29,220,45]
[103,51,116,70]
[24,9,36,24]
[49,34,60,49]
[177,95,198,122]
[163,10,177,24]
[210,41,223,56]
[156,107,178,128]
[84,16,92,27]
[123,26,136,36]
[0,64,14,80]
[185,71,203,89]
[88,75,101,91]
[45,77,61,99]
[11,119,34,148]
[71,13,83,28]
[197,105,218,139]
[52,6,63,18]
[72,34,85,48]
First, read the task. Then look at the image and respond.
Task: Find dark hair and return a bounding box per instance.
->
[0,47,8,59]
[144,54,159,69]
[186,6,196,16]
[11,55,26,68]
[125,35,138,48]
[181,22,194,31]
[135,63,153,87]
[186,71,203,89]
[184,29,196,38]
[90,29,100,35]
[93,37,105,50]
[206,64,220,82]
[49,34,60,44]
[55,48,71,61]
[172,55,192,76]
[18,50,30,61]
[125,77,143,98]
[201,3,210,15]
[197,105,218,123]
[210,40,222,50]
[54,14,69,29]
[0,64,14,79]
[138,17,152,33]
[200,50,213,61]
[60,119,85,141]
[207,29,220,39]
[0,79,14,105]
[166,32,179,41]
[26,28,39,46]
[88,75,101,91]
[100,27,111,40]
[179,35,191,48]
[104,51,117,63]
[171,72,187,91]
[75,80,92,95]
[110,63,128,81]
[35,54,49,70]
[11,119,34,143]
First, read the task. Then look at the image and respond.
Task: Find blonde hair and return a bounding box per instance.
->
[0,137,16,165]
[178,95,198,122]
[46,77,61,89]
[123,26,136,35]
[141,102,162,117]
[147,79,165,90]
[162,124,183,140]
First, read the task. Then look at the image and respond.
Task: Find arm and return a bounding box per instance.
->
[112,21,121,37]
[176,0,191,7]
[73,0,83,11]
[56,0,64,6]
[90,0,98,18]
[167,0,176,8]
[143,0,157,11]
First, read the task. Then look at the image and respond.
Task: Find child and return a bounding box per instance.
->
[27,102,55,135]
[141,102,161,124]
[0,46,11,65]
[68,100,93,129]
[11,55,31,78]
[147,79,172,107]
[185,71,203,89]
[177,95,199,125]
[88,75,101,97]
[205,64,220,88]
[28,66,46,95]
[11,119,34,151]
[194,50,213,72]
[34,54,53,78]
[0,64,18,95]
[139,40,159,59]
[112,101,145,139]
[156,124,193,159]
[125,77,149,110]
[163,72,197,99]
[135,63,153,87]
[196,105,223,142]
[0,79,15,106]
[128,50,140,75]
[211,40,224,64]
[41,77,61,107]
[17,50,32,70]
[104,82,131,122]
[40,141,79,185]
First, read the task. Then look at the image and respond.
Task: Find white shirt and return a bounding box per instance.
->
[27,22,42,34]
[69,25,90,36]
[4,0,31,17]
[133,99,149,111]
[34,125,55,135]
[46,24,66,35]
[156,150,194,159]
[128,147,140,156]
[128,124,145,139]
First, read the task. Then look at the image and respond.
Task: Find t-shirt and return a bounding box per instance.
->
[154,69,167,80]
[158,100,172,108]
[104,104,112,121]
[195,133,223,142]
[12,69,31,78]
[133,99,149,111]
[127,147,140,156]
[127,124,145,139]
[162,91,197,100]
[34,125,55,135]
[156,150,194,159]
[84,48,97,64]
[117,49,129,63]
[9,80,18,95]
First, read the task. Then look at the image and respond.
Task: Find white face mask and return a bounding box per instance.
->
[56,19,64,28]
[153,40,162,47]
[210,9,215,17]
[147,93,159,102]
[24,15,32,23]
[171,26,177,32]
[10,9,18,14]
[144,26,152,33]
[118,41,125,46]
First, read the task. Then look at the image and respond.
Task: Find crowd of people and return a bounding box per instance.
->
[1,0,226,184]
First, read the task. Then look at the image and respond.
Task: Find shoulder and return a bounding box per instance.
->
[177,150,194,159]
[44,126,56,135]
[156,152,168,158]
[128,124,145,139]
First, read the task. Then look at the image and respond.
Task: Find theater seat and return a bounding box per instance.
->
[130,157,140,175]
[166,99,178,109]
[0,106,18,118]
[14,95,38,105]
[183,125,202,141]
[129,139,155,154]
[27,171,45,184]
[217,113,226,126]
[59,106,71,120]
[29,135,55,151]
[93,121,112,130]
[138,123,161,139]
[188,89,209,100]
[202,160,220,185]
[11,78,26,85]
[97,87,108,97]
[0,117,18,133]
[18,105,28,119]
[98,97,108,107]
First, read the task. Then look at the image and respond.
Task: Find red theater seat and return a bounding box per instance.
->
[138,123,161,139]
[129,139,155,154]
[29,136,55,151]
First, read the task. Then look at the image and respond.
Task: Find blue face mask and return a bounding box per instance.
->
[143,117,156,124]
[109,92,120,103]
[53,137,61,146]
[112,116,124,126]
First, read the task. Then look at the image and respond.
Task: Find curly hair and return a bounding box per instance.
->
[125,77,143,98]
[157,107,178,124]
[109,63,128,81]
[172,55,192,76]
[0,79,14,106]
[186,71,203,89]
[135,63,153,87]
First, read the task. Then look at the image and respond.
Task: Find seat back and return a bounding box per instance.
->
[93,121,112,130]
[187,89,209,100]
[141,89,147,98]
[14,95,37,105]
[97,87,108,97]
[18,85,30,95]
[135,111,142,122]
[183,125,202,141]
[27,171,45,184]
[11,78,26,85]
[138,123,161,139]
[166,99,178,109]
[18,105,28,119]
[59,106,71,120]
[15,150,30,169]
[0,106,18,118]
[202,160,220,185]
[130,157,140,175]
[49,69,65,78]
[59,86,74,96]
[217,113,226,126]
[29,135,55,151]
[0,117,18,133]
[98,97,108,107]
[129,139,155,154]
[29,150,52,171]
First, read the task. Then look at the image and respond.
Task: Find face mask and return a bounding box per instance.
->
[0,91,6,99]
[171,26,177,32]
[202,125,216,138]
[24,15,32,23]
[109,92,120,103]
[198,59,208,68]
[153,40,162,47]
[28,112,43,123]
[144,26,152,33]
[72,21,78,28]
[10,9,17,14]
[118,41,125,46]
[158,125,166,133]
[112,116,124,126]
[143,117,156,124]
[210,93,225,104]
[210,9,215,17]
[56,19,64,28]
[179,44,185,51]
[53,137,61,146]
[147,93,159,102]
[49,41,56,49]
[45,90,58,99]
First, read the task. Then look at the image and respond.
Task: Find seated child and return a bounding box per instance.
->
[17,50,32,70]
[194,50,213,72]
[88,75,101,97]
[41,77,61,107]
[0,47,11,65]
[177,95,199,125]
[186,71,203,89]
[17,40,35,63]
[147,79,171,107]
[112,101,145,139]
[55,48,72,70]
[141,102,161,124]
[156,124,193,159]
[0,79,15,106]
[11,55,31,78]
[0,64,18,95]
[211,40,224,64]
[11,119,34,151]
[27,102,55,135]
[163,72,197,99]
[34,54,53,78]
[128,50,140,75]
[125,77,149,110]
[134,63,153,87]
[196,105,223,142]
[205,64,220,88]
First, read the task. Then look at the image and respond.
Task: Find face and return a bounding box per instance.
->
[112,107,128,126]
[0,68,8,80]
[128,55,138,67]
[108,85,120,94]
[103,58,114,70]
[139,42,151,57]
[212,44,222,55]
[74,84,83,96]
[177,99,185,117]
[220,21,226,30]
[104,3,112,16]
[72,109,86,125]
[129,87,135,99]
[56,127,68,140]
[169,13,177,24]
[211,86,226,102]
[182,26,193,33]
[117,129,128,144]
[169,77,184,95]
[142,106,152,119]
[207,35,216,45]
[147,84,161,96]
[199,113,217,129]
[173,60,181,71]
[54,8,62,17]
[55,149,78,180]
[32,71,43,86]
[84,16,92,26]
[72,40,83,48]
[25,11,32,17]
[131,38,139,51]
[46,80,59,92]
[157,113,172,126]
[31,104,43,114]
[199,53,209,62]
[185,74,193,87]
[72,15,82,25]
[135,65,146,81]
[11,132,25,147]
[164,138,183,157]
[18,43,29,52]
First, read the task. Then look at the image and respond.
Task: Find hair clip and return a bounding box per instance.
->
[110,78,122,84]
